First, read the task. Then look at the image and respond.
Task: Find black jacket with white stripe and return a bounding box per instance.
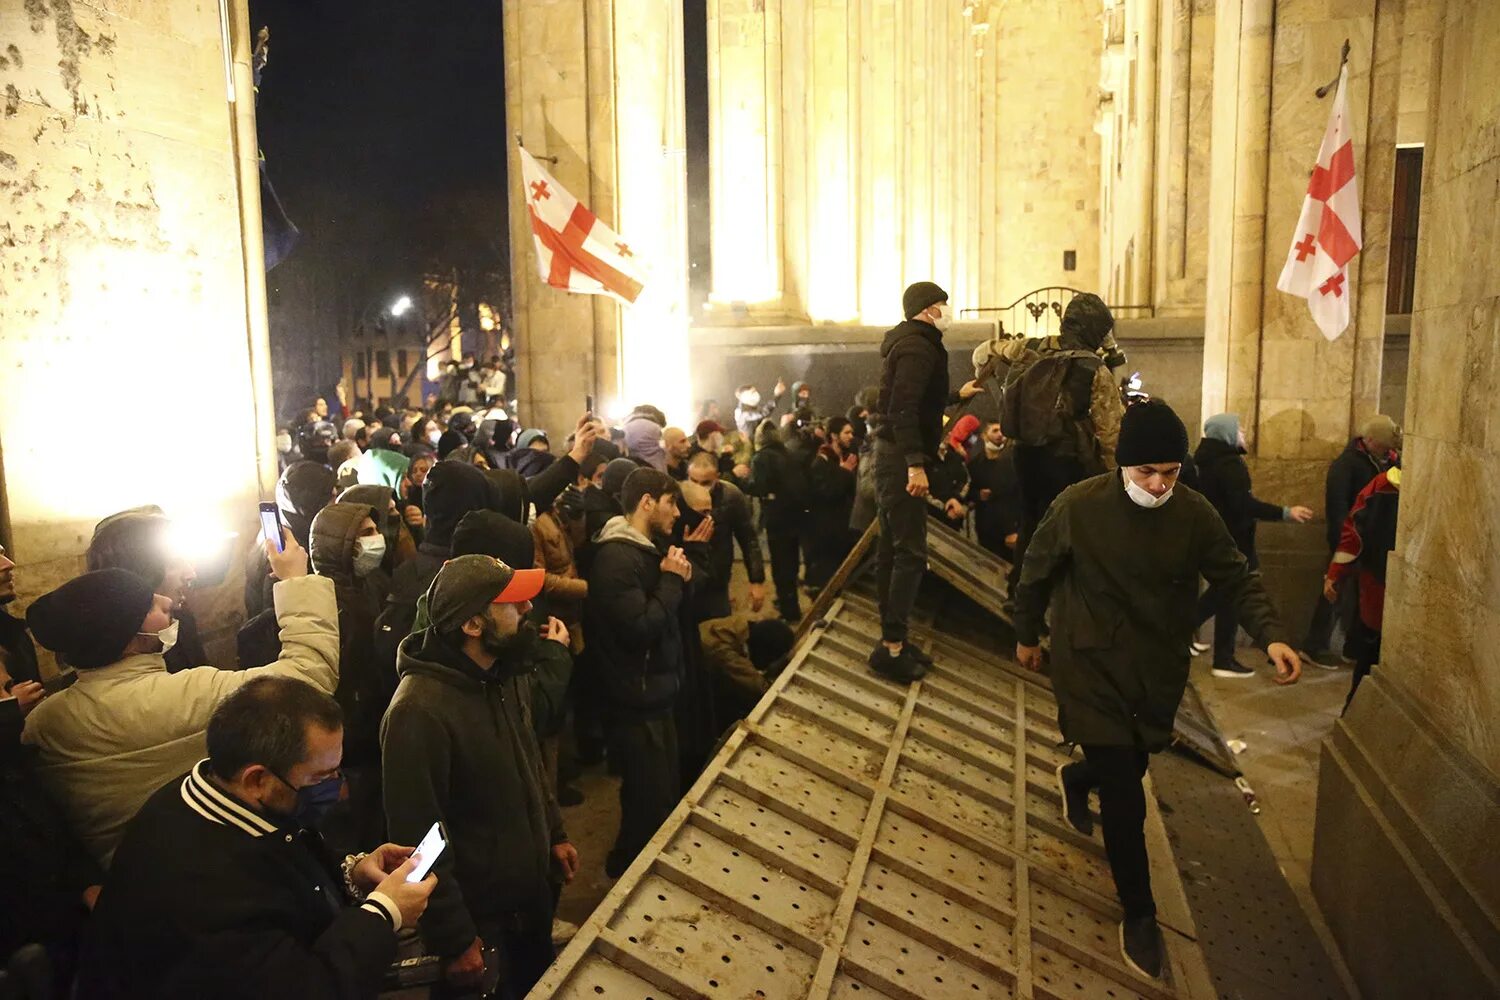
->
[76,761,398,999]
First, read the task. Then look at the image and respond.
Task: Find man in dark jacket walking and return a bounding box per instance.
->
[1191,414,1313,677]
[583,469,694,877]
[382,555,577,997]
[806,416,860,590]
[869,281,981,681]
[1301,414,1399,666]
[1014,400,1301,981]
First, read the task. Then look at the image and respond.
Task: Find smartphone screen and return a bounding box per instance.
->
[258,502,284,552]
[407,821,447,882]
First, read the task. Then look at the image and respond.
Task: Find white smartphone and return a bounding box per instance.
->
[407,821,447,882]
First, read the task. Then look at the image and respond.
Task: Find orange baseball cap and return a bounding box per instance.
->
[491,567,545,605]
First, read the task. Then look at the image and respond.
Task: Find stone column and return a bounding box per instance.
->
[705,0,786,317]
[1312,3,1500,993]
[503,0,621,440]
[0,0,265,623]
[804,0,858,323]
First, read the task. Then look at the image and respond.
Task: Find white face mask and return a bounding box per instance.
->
[1122,468,1174,509]
[276,433,293,454]
[931,308,952,332]
[428,429,442,446]
[139,619,180,655]
[740,392,761,409]
[353,535,387,576]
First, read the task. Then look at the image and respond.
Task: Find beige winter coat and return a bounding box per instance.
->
[22,575,341,867]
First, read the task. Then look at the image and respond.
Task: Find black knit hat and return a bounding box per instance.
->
[451,509,536,569]
[28,568,158,668]
[747,618,795,672]
[1115,400,1189,467]
[902,281,948,320]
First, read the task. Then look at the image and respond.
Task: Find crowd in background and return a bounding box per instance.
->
[0,296,1403,999]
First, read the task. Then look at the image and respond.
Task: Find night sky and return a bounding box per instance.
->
[249,0,509,412]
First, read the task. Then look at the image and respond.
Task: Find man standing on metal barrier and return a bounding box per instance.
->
[1012,399,1302,981]
[868,281,981,683]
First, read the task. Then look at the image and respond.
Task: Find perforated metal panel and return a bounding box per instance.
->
[528,596,1216,1000]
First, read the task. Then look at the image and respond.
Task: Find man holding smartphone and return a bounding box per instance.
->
[382,555,578,996]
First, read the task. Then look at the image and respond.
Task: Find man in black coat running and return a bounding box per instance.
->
[868,282,981,681]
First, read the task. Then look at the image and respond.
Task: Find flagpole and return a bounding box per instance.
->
[514,132,558,165]
[1314,39,1351,99]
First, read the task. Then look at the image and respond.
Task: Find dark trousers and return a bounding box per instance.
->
[604,712,681,872]
[1194,551,1258,667]
[1343,617,1382,714]
[1074,745,1155,920]
[873,439,927,644]
[1303,564,1358,654]
[1011,446,1092,594]
[477,924,556,1000]
[765,527,802,620]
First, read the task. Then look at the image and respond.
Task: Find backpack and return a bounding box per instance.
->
[1000,349,1100,447]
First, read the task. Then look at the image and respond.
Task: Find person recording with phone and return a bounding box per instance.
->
[381,555,577,997]
[77,677,435,1000]
[21,525,340,868]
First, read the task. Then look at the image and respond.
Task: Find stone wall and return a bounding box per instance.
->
[1312,1,1500,994]
[0,0,263,644]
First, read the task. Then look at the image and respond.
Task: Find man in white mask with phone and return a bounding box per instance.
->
[1012,400,1301,981]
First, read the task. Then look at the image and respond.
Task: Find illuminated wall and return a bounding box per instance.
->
[0,0,267,612]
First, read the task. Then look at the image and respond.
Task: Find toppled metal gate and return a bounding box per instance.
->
[528,593,1215,999]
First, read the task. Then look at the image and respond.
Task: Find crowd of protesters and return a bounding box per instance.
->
[0,283,1403,997]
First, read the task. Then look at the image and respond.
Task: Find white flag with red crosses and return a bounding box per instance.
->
[518,146,647,305]
[1276,66,1362,340]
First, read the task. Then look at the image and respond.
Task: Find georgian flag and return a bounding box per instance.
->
[518,146,646,305]
[1276,66,1362,340]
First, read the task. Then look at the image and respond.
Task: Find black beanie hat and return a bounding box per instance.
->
[902,281,948,320]
[28,568,157,668]
[451,509,536,570]
[423,461,493,548]
[1115,400,1189,467]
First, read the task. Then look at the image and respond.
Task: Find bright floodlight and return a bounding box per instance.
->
[390,295,413,317]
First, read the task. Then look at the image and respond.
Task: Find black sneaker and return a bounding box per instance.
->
[1119,916,1163,979]
[1211,660,1255,679]
[1055,762,1094,836]
[557,784,585,807]
[867,643,927,683]
[908,644,934,668]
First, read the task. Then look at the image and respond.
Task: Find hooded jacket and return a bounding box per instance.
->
[623,416,667,472]
[1014,472,1286,749]
[582,516,684,714]
[1021,294,1125,469]
[874,318,953,467]
[746,423,810,531]
[1193,414,1286,556]
[309,502,392,768]
[381,627,564,955]
[692,480,763,621]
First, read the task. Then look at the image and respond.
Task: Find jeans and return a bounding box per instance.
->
[1074,745,1155,920]
[873,439,928,644]
[604,712,681,872]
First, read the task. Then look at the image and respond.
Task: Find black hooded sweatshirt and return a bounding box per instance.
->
[382,628,564,955]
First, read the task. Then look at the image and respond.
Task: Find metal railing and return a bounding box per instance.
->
[960,286,1153,338]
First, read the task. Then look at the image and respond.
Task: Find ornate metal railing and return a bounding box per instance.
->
[960,286,1153,338]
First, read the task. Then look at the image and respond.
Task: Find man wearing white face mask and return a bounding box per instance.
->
[868,281,982,682]
[22,530,339,868]
[1012,400,1300,981]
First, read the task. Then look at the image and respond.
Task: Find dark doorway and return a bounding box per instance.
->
[1386,146,1423,315]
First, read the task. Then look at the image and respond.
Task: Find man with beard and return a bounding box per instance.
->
[382,555,578,996]
[584,469,694,876]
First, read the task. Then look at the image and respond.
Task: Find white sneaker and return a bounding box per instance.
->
[1189,641,1210,657]
[552,918,580,947]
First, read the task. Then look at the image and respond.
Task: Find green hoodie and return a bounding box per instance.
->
[380,627,565,955]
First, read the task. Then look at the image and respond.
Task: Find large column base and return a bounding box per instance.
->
[1312,673,1500,998]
